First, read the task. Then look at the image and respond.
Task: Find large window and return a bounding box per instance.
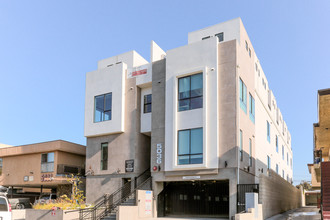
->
[0,158,2,175]
[267,121,270,143]
[144,94,152,113]
[178,128,203,165]
[239,78,247,113]
[101,143,108,170]
[41,152,54,173]
[249,93,255,123]
[178,73,203,111]
[94,93,112,122]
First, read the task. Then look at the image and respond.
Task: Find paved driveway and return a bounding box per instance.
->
[267,206,321,220]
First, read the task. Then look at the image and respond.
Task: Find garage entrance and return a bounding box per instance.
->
[158,180,229,218]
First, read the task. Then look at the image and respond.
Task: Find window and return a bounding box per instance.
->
[287,175,289,182]
[144,94,152,113]
[0,158,2,175]
[282,170,285,178]
[239,78,247,113]
[178,73,203,111]
[267,156,271,169]
[41,152,54,173]
[287,153,289,165]
[215,32,224,42]
[249,94,255,123]
[202,36,210,40]
[255,63,258,71]
[245,41,248,51]
[240,130,243,161]
[249,138,252,166]
[267,121,270,143]
[276,135,278,153]
[276,164,279,174]
[101,143,108,170]
[178,128,203,165]
[94,93,112,122]
[282,146,284,160]
[249,48,251,57]
[290,158,293,169]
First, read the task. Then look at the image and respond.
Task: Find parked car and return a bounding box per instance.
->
[9,198,31,209]
[0,195,12,220]
[35,193,57,204]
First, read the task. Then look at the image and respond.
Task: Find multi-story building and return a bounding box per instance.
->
[0,140,86,202]
[84,18,293,218]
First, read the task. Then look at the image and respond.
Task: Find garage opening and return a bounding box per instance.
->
[158,180,229,218]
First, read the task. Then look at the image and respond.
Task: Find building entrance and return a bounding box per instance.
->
[158,180,229,218]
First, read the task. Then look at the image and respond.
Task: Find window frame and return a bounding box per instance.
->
[267,155,271,169]
[41,152,55,173]
[267,121,271,143]
[178,73,203,112]
[239,78,247,113]
[100,143,108,170]
[177,128,203,165]
[143,94,152,113]
[239,130,243,161]
[94,93,112,123]
[249,93,255,123]
[249,138,252,166]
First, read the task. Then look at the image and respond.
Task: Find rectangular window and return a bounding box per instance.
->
[144,94,152,113]
[239,130,243,161]
[178,128,203,165]
[249,93,255,123]
[101,143,108,170]
[249,48,251,57]
[245,41,248,51]
[282,146,284,160]
[282,170,284,178]
[178,73,203,112]
[41,152,54,173]
[276,164,279,174]
[267,156,271,169]
[290,158,293,169]
[287,153,289,165]
[202,36,210,40]
[215,32,224,42]
[94,93,112,122]
[267,121,270,143]
[0,158,2,175]
[276,135,278,153]
[249,138,252,166]
[239,78,247,113]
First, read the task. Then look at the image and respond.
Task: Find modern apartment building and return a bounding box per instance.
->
[84,18,293,218]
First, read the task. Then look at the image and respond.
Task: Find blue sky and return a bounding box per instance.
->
[0,1,329,185]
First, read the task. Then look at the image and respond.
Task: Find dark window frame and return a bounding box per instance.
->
[177,128,203,165]
[100,143,108,170]
[178,73,203,112]
[143,94,152,113]
[94,93,112,123]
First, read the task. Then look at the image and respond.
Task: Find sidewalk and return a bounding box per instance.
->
[266,206,321,220]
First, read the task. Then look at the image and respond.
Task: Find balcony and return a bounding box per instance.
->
[41,162,54,173]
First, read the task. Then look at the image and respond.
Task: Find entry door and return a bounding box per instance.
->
[122,178,131,200]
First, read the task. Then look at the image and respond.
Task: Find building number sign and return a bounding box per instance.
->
[156,144,162,164]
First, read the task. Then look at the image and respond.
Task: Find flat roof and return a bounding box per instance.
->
[0,140,86,157]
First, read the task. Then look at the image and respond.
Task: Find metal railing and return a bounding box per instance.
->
[67,168,151,220]
[237,184,259,213]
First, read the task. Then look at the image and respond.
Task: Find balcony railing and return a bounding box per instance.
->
[41,162,54,173]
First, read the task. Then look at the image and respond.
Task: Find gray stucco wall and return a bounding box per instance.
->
[259,170,302,219]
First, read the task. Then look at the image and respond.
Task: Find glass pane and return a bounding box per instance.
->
[41,154,47,163]
[145,104,152,113]
[95,95,104,111]
[191,128,203,154]
[178,130,190,155]
[179,77,190,99]
[47,152,54,163]
[178,155,189,165]
[104,111,111,120]
[147,94,152,104]
[239,79,243,101]
[105,93,112,111]
[190,154,203,164]
[216,33,223,42]
[178,99,190,111]
[191,97,203,110]
[191,73,203,97]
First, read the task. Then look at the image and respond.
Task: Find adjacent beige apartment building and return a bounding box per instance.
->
[0,140,86,200]
[84,18,293,218]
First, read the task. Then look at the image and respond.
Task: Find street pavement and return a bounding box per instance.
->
[267,206,321,220]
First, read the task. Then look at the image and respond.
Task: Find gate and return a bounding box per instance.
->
[237,184,259,213]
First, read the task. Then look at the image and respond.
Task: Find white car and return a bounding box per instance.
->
[0,195,12,220]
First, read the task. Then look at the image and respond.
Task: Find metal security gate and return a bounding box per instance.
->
[237,184,259,213]
[159,180,229,218]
